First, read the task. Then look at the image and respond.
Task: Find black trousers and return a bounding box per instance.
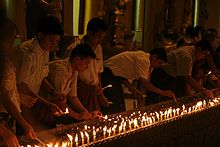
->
[101,67,125,114]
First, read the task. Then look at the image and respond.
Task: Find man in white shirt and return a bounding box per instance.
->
[13,16,63,126]
[47,44,98,124]
[150,39,214,99]
[103,48,175,113]
[64,18,109,112]
[0,17,36,146]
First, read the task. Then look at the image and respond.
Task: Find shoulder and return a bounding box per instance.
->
[49,59,68,72]
[14,39,35,58]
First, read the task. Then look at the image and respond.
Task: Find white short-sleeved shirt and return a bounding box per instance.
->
[0,56,21,112]
[104,51,151,81]
[48,58,78,97]
[64,37,103,86]
[14,37,49,93]
[161,45,195,77]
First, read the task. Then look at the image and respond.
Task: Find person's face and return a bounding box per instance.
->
[88,31,106,47]
[150,55,164,68]
[74,57,92,72]
[38,33,61,51]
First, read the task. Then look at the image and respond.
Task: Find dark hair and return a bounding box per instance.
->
[70,43,96,59]
[0,17,17,42]
[87,17,108,33]
[185,26,195,37]
[194,25,205,37]
[195,39,213,53]
[37,16,63,36]
[149,48,167,62]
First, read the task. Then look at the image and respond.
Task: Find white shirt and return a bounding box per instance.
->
[161,45,195,77]
[65,37,103,86]
[14,37,49,93]
[48,58,78,97]
[0,56,21,112]
[104,51,150,81]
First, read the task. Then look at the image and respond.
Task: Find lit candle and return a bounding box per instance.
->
[54,143,59,147]
[173,109,176,117]
[85,131,89,144]
[103,126,107,138]
[67,134,73,147]
[155,112,159,121]
[108,128,112,137]
[134,119,138,128]
[188,107,192,113]
[176,108,180,116]
[80,131,84,145]
[129,120,132,129]
[84,125,88,131]
[61,142,67,147]
[119,125,122,133]
[160,111,163,120]
[93,129,96,142]
[75,134,78,147]
[113,125,117,135]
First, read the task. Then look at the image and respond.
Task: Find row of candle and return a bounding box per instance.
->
[21,97,220,147]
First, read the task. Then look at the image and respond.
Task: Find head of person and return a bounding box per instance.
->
[0,17,17,54]
[192,61,210,80]
[193,25,205,41]
[86,17,108,47]
[149,48,167,68]
[70,43,96,72]
[194,39,213,61]
[37,15,63,51]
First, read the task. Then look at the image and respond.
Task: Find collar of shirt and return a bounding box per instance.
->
[30,37,47,56]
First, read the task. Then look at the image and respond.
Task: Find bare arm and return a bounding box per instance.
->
[139,77,175,98]
[0,124,20,146]
[185,75,214,98]
[67,96,88,113]
[0,88,36,139]
[121,78,143,99]
[17,82,62,114]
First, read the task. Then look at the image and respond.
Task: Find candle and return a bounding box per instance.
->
[67,134,73,147]
[129,120,132,129]
[85,131,89,144]
[103,126,107,138]
[134,119,138,128]
[80,131,84,145]
[108,128,112,137]
[84,125,88,131]
[93,129,96,141]
[75,134,78,147]
[173,109,176,117]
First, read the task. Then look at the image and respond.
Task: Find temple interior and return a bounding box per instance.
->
[1,0,220,146]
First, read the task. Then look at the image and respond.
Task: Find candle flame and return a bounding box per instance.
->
[67,134,73,142]
[75,134,78,143]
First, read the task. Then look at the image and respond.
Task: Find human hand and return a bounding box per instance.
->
[47,102,63,116]
[51,91,66,103]
[23,123,36,139]
[1,127,20,147]
[78,111,92,120]
[132,90,144,100]
[91,110,103,119]
[20,94,37,108]
[162,90,176,99]
[203,89,214,98]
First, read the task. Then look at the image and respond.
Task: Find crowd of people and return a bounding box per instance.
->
[0,15,220,146]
